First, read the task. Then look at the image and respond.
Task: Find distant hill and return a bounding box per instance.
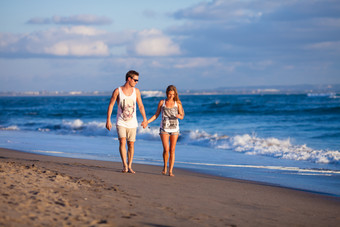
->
[1,84,339,96]
[180,84,340,95]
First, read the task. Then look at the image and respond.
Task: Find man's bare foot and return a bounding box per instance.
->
[162,168,167,175]
[122,168,128,173]
[128,168,136,174]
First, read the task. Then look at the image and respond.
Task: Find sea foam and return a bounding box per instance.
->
[0,125,20,131]
[2,118,339,165]
[185,129,340,164]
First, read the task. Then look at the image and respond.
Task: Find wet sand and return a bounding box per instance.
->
[0,148,339,226]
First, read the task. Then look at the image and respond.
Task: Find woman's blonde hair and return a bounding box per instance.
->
[166,85,181,103]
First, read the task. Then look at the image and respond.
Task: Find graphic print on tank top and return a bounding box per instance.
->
[162,105,178,130]
[121,98,135,121]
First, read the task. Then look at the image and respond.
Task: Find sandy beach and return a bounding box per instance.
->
[0,148,339,227]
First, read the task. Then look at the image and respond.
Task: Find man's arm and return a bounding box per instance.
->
[106,88,119,131]
[136,88,148,128]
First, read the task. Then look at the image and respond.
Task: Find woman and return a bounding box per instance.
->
[146,85,184,176]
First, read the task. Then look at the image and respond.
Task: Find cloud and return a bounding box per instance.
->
[173,0,285,23]
[58,26,107,36]
[131,29,181,56]
[175,0,339,24]
[142,10,157,18]
[169,0,340,61]
[304,41,340,51]
[247,60,274,70]
[0,26,112,57]
[0,25,183,58]
[44,41,109,56]
[173,57,220,69]
[27,15,112,25]
[27,17,51,24]
[314,18,340,28]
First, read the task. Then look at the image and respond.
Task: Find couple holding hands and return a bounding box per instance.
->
[106,70,184,177]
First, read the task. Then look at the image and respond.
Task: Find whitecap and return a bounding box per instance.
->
[32,150,64,154]
[62,119,84,129]
[137,126,161,140]
[185,129,340,165]
[0,125,20,131]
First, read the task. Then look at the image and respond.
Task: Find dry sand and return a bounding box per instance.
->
[0,148,339,227]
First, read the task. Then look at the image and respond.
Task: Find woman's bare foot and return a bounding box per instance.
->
[128,168,136,174]
[162,168,167,175]
[169,172,175,177]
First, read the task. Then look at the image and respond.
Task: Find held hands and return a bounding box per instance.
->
[141,120,148,129]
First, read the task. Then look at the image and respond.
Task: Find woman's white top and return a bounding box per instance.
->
[160,100,179,133]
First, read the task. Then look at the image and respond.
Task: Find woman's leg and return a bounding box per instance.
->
[169,134,179,177]
[160,133,170,174]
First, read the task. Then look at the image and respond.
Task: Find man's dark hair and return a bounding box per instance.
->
[125,70,139,81]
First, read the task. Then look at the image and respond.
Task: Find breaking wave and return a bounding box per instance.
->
[1,119,339,165]
[182,130,340,164]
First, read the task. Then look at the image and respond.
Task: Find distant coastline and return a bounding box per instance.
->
[1,84,339,97]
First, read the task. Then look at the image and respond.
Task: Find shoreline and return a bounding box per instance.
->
[4,145,340,198]
[1,147,340,226]
[180,165,340,198]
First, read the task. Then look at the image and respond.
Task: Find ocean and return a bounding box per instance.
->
[1,93,340,196]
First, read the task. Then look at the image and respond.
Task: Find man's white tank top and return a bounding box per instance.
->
[116,87,138,128]
[160,100,179,133]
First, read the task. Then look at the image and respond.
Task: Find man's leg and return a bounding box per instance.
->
[126,127,137,173]
[119,137,128,172]
[127,141,135,173]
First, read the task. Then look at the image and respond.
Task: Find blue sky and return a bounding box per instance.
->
[1,0,339,92]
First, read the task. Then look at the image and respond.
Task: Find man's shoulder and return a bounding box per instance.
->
[112,87,120,95]
[134,87,141,95]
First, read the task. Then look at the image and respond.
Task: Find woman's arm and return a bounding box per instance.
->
[147,100,163,124]
[177,102,184,120]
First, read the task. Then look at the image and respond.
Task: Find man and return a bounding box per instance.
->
[106,70,148,173]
